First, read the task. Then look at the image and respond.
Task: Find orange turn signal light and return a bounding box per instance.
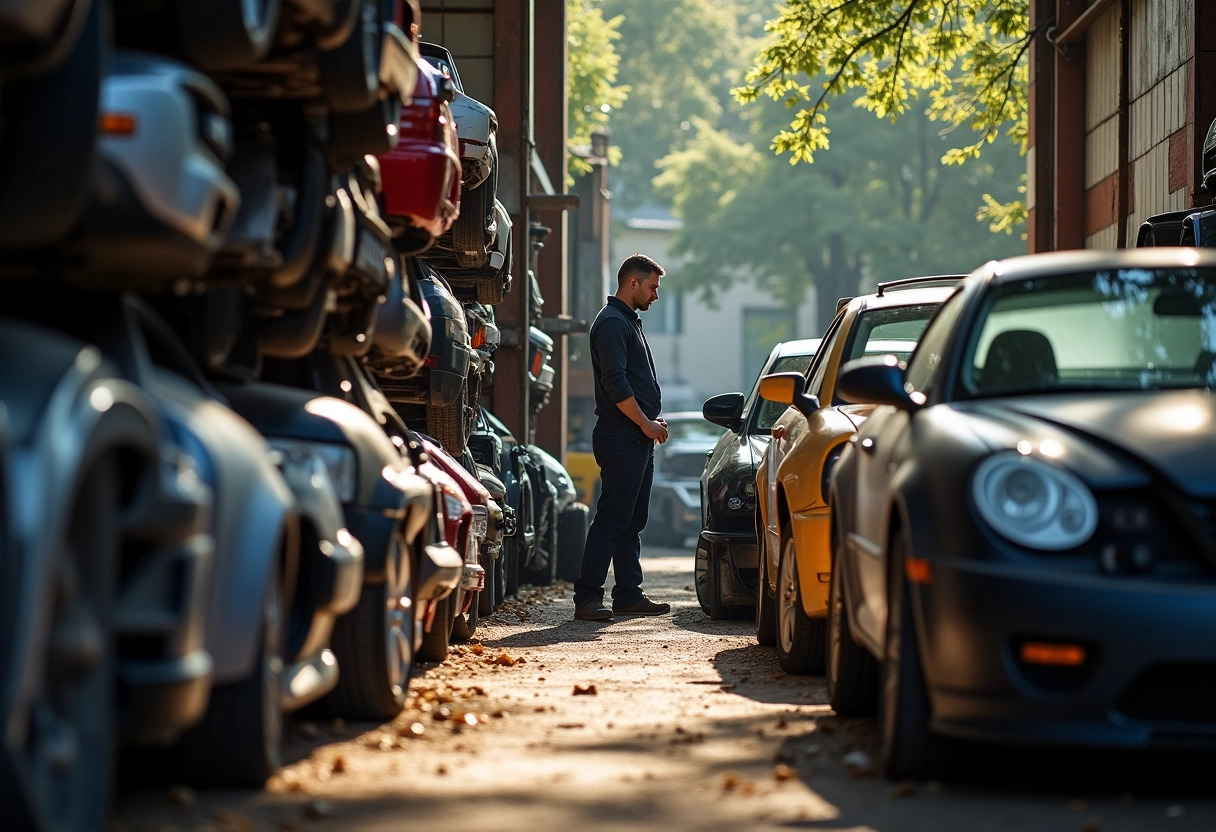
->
[1019,642,1086,667]
[904,557,932,584]
[100,113,137,135]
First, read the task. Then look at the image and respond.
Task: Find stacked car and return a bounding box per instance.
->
[0,2,603,829]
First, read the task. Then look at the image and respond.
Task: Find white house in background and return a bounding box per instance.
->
[612,209,820,411]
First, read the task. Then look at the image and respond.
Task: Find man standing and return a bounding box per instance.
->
[573,254,672,621]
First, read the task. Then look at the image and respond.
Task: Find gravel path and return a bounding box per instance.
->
[110,550,1216,832]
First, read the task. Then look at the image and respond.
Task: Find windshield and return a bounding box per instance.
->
[961,267,1216,396]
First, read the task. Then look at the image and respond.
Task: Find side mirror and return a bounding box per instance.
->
[702,392,745,431]
[758,372,819,417]
[837,355,919,409]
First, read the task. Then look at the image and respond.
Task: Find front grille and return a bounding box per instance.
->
[1116,663,1216,723]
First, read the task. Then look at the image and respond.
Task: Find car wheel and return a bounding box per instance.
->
[775,533,826,675]
[523,499,558,586]
[13,459,119,831]
[426,381,469,454]
[451,588,478,641]
[879,528,956,781]
[176,0,279,72]
[555,502,589,582]
[180,558,285,787]
[827,518,878,716]
[694,537,729,619]
[323,530,415,720]
[416,591,453,662]
[319,0,382,113]
[755,539,777,646]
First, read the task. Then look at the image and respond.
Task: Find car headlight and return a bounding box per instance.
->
[971,452,1097,550]
[266,439,358,502]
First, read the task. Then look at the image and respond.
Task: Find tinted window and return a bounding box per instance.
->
[960,268,1216,396]
[905,292,965,395]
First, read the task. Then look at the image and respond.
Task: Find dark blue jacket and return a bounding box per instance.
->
[590,296,662,428]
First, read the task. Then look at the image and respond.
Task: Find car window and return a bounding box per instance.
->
[905,292,965,396]
[805,314,846,399]
[959,267,1216,396]
[665,419,721,443]
[750,354,819,433]
[828,303,940,404]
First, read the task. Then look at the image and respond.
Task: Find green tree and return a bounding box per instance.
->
[735,0,1032,232]
[655,88,1025,331]
[567,0,630,180]
[598,0,770,210]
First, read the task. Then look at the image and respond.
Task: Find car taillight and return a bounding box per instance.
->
[530,350,543,377]
[471,324,486,349]
[397,97,440,140]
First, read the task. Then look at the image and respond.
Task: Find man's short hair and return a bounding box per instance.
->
[617,253,665,285]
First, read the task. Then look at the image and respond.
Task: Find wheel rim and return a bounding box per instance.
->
[382,535,414,702]
[778,537,798,654]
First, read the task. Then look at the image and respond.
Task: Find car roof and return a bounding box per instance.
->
[974,247,1216,283]
[773,337,822,358]
[849,283,958,314]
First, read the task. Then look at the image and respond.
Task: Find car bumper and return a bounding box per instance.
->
[697,530,759,608]
[917,553,1216,749]
[380,145,460,237]
[416,540,464,601]
[790,508,831,617]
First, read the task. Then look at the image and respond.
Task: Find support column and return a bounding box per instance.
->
[1054,0,1088,250]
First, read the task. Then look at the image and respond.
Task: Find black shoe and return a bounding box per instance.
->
[613,595,671,616]
[574,601,614,621]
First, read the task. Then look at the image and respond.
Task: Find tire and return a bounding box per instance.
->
[694,537,729,619]
[879,528,956,781]
[775,534,827,675]
[416,591,453,662]
[827,519,878,716]
[176,0,278,72]
[14,459,119,832]
[322,531,415,720]
[451,173,493,269]
[180,561,285,787]
[555,502,588,581]
[426,380,469,454]
[319,0,382,113]
[474,273,506,305]
[523,499,557,586]
[755,540,777,646]
[451,588,478,642]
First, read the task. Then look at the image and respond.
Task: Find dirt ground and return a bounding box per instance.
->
[110,548,1216,832]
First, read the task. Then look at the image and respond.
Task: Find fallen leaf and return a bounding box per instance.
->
[773,764,797,781]
[572,684,598,696]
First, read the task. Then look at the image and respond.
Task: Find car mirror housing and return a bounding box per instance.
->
[702,392,745,431]
[759,372,819,417]
[837,355,918,409]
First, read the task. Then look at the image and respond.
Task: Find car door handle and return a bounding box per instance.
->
[860,436,876,453]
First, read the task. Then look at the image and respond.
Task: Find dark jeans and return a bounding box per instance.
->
[572,423,654,609]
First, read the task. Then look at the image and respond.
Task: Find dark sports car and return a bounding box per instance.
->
[696,338,821,618]
[827,248,1216,781]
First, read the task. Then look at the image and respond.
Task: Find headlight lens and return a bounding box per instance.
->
[971,453,1097,550]
[266,439,358,502]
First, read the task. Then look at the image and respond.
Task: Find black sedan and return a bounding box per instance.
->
[827,248,1216,781]
[697,337,821,618]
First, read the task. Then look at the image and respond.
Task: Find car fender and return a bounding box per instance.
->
[150,373,295,684]
[0,322,168,724]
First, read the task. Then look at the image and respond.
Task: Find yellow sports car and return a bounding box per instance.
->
[754,276,961,674]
